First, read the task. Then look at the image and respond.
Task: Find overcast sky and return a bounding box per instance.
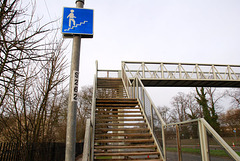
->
[36,0,240,108]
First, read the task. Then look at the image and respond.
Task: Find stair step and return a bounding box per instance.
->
[96,118,145,122]
[95,149,157,153]
[96,114,143,118]
[95,128,149,132]
[96,111,141,114]
[95,133,152,138]
[97,107,140,110]
[95,139,154,143]
[97,104,138,107]
[96,123,147,126]
[94,152,160,156]
[96,98,138,103]
[94,145,157,149]
[95,159,161,161]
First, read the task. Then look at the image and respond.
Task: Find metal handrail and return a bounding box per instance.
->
[164,118,240,161]
[135,77,166,125]
[122,61,240,81]
[122,64,133,98]
[200,118,240,161]
[90,74,97,161]
[132,77,166,160]
[97,69,121,78]
[82,119,91,161]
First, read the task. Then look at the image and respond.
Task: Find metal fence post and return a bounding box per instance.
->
[176,125,182,161]
[198,120,210,161]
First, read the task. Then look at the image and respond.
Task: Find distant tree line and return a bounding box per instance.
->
[157,87,240,136]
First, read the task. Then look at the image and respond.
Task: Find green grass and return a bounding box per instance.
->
[166,147,200,154]
[166,147,240,157]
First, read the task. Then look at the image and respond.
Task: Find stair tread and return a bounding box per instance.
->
[96,114,143,117]
[96,98,137,102]
[96,111,141,114]
[95,159,161,161]
[94,145,157,149]
[95,139,154,143]
[95,133,151,137]
[96,123,147,126]
[94,152,160,156]
[97,104,139,107]
[96,128,149,131]
[97,107,140,109]
[96,118,145,122]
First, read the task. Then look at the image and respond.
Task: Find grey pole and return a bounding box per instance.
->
[65,0,85,161]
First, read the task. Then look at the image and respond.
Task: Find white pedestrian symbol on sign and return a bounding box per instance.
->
[67,9,76,27]
[64,9,89,32]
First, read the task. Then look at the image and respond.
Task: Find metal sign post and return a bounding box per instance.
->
[63,0,93,160]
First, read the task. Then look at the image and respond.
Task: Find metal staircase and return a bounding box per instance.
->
[94,98,161,161]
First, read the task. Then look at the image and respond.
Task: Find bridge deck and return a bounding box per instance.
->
[139,78,240,87]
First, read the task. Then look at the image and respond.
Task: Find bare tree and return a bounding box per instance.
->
[219,108,240,136]
[170,92,188,122]
[0,35,68,143]
[157,106,171,123]
[0,0,51,108]
[185,91,202,119]
[76,86,93,141]
[226,89,240,108]
[0,0,74,144]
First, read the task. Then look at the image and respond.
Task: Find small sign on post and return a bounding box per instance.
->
[72,71,79,102]
[62,7,93,38]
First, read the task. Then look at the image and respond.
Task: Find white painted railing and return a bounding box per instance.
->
[165,119,240,161]
[123,61,240,81]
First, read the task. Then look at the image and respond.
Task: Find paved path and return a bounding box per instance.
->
[75,152,235,161]
[167,151,233,161]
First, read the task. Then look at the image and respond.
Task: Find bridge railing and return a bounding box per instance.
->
[97,69,121,78]
[122,61,240,81]
[165,118,240,161]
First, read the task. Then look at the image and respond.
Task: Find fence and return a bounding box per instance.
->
[0,142,83,161]
[165,119,240,161]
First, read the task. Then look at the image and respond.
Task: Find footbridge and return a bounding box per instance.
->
[82,61,240,161]
[123,61,240,87]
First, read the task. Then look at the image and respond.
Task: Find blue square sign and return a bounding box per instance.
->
[62,7,93,38]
